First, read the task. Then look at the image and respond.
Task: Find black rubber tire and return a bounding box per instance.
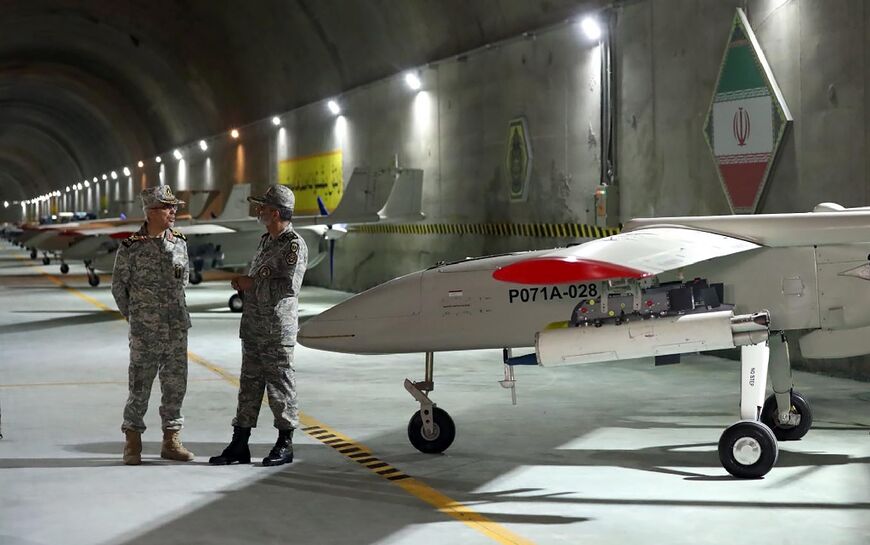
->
[88,274,100,287]
[42,256,50,265]
[189,271,203,285]
[407,406,456,454]
[760,390,813,441]
[60,263,69,274]
[229,293,243,313]
[30,249,37,259]
[718,420,778,479]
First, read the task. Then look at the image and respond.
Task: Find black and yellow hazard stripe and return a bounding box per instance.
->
[302,422,408,481]
[189,354,537,544]
[298,413,535,545]
[350,222,620,238]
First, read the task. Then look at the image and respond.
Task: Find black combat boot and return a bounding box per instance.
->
[209,426,251,465]
[262,429,293,466]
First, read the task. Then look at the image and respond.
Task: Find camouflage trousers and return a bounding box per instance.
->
[122,328,188,433]
[233,341,298,430]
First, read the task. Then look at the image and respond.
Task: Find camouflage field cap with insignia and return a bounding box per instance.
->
[141,185,185,208]
[248,184,295,213]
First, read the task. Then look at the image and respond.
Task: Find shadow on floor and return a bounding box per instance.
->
[0,302,235,334]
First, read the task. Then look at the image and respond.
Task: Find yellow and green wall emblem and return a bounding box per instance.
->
[506,117,532,202]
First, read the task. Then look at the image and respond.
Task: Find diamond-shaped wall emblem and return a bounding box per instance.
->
[703,8,792,214]
[507,117,532,202]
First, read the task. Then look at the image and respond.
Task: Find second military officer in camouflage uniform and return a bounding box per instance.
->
[210,184,307,467]
[112,185,195,465]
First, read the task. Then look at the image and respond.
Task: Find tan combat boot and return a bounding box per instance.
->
[123,430,142,465]
[161,429,195,461]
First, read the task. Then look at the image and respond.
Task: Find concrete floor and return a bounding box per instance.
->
[0,241,868,545]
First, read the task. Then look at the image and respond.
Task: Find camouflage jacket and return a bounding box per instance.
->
[240,224,308,344]
[111,223,191,334]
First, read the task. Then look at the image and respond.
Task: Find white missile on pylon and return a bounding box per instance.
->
[535,310,771,367]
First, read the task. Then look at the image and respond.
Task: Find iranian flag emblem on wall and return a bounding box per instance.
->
[704,8,791,214]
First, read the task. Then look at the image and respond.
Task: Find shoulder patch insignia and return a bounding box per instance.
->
[286,239,299,265]
[122,233,147,248]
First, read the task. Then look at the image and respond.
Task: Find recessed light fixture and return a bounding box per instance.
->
[405,72,422,91]
[580,17,602,40]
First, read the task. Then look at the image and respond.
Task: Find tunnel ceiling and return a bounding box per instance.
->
[0,0,604,201]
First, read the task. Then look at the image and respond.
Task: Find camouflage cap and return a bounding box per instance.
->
[141,185,185,208]
[248,184,295,213]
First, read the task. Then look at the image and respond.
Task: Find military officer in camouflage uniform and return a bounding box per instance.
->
[210,184,307,467]
[112,185,195,465]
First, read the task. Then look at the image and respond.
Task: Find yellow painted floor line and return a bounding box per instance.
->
[192,351,536,545]
[297,415,537,545]
[11,249,537,545]
[14,255,116,312]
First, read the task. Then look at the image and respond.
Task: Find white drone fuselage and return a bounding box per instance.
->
[298,206,867,478]
[299,209,870,361]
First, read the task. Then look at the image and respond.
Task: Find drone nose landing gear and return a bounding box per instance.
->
[404,352,455,454]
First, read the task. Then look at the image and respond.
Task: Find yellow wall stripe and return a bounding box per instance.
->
[350,222,620,239]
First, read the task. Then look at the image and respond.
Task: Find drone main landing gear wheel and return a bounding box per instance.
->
[718,420,778,479]
[760,390,812,441]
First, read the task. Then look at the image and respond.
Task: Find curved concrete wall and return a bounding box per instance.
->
[5,1,867,280]
[1,0,867,379]
[0,0,600,213]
